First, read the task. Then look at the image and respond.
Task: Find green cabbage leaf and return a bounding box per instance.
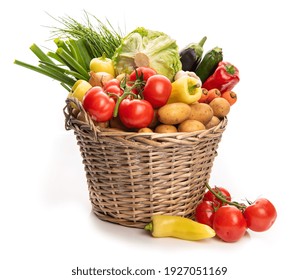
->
[112,27,182,81]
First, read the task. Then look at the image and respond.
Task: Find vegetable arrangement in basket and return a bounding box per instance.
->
[14,12,239,133]
[14,12,277,243]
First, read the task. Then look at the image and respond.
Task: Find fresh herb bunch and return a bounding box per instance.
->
[49,11,123,59]
[14,12,123,91]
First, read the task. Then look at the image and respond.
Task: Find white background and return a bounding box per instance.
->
[1,0,298,279]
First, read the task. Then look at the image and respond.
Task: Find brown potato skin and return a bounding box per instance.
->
[155,124,178,133]
[205,116,221,129]
[188,102,214,125]
[178,120,206,132]
[138,127,153,133]
[209,98,231,118]
[158,103,191,125]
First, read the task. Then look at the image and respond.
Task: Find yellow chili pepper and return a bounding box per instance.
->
[167,76,202,104]
[89,55,115,77]
[68,80,92,108]
[144,215,215,241]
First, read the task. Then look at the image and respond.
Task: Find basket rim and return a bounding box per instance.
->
[64,97,228,140]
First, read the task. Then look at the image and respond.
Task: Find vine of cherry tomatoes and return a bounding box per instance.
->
[195,184,277,242]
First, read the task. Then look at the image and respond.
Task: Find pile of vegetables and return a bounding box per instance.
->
[14,13,239,133]
[15,13,277,243]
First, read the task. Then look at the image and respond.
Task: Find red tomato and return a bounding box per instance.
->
[243,198,277,232]
[82,86,115,122]
[203,187,231,207]
[118,99,154,129]
[104,85,124,100]
[195,201,215,228]
[213,205,247,242]
[142,75,172,108]
[129,67,157,82]
[104,78,121,90]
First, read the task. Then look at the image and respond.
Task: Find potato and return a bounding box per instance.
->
[188,102,214,125]
[138,127,153,133]
[209,97,231,118]
[205,116,221,129]
[158,102,191,125]
[155,124,178,133]
[94,121,109,128]
[178,120,205,132]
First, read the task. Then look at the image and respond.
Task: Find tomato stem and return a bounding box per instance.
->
[205,183,247,211]
[113,90,136,118]
[113,76,145,117]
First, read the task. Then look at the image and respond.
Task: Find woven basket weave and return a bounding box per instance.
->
[64,97,227,228]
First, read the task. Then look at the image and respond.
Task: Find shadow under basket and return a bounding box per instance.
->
[64,98,228,228]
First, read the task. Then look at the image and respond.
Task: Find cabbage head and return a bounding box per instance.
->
[112,27,182,81]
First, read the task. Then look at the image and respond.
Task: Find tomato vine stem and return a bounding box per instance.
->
[205,183,247,211]
[112,74,145,117]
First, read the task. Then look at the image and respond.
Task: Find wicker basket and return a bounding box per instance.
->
[64,97,227,228]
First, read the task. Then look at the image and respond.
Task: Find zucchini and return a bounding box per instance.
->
[195,47,223,83]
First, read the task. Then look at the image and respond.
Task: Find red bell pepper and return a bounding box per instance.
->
[202,61,240,93]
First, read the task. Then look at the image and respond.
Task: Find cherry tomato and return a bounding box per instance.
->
[203,187,231,207]
[195,201,215,228]
[243,198,277,232]
[82,86,115,122]
[118,99,154,129]
[104,85,124,101]
[104,79,124,101]
[142,75,172,108]
[104,78,121,90]
[213,205,247,242]
[129,67,157,82]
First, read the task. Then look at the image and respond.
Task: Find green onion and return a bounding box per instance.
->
[60,83,72,91]
[39,60,65,73]
[56,47,89,80]
[47,51,65,64]
[39,60,87,80]
[67,38,92,71]
[30,44,54,65]
[54,38,72,55]
[14,59,76,86]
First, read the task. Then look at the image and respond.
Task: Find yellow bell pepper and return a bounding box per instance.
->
[89,55,115,77]
[144,215,215,241]
[167,76,202,104]
[68,80,92,108]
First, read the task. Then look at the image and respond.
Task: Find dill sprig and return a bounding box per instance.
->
[48,11,123,59]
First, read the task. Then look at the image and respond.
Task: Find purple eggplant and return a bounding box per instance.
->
[179,36,207,72]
